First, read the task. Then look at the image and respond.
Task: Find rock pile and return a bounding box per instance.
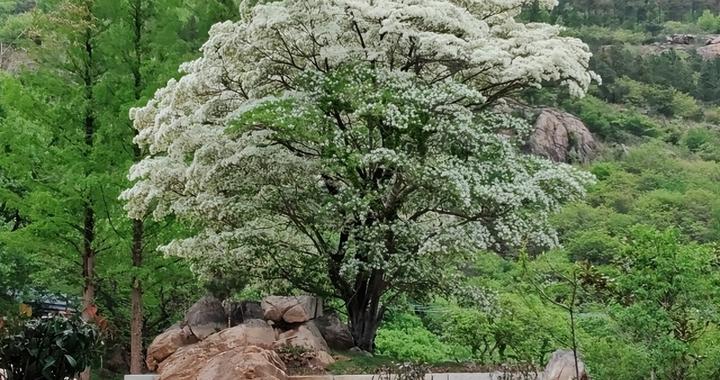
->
[146,295,352,380]
[666,34,695,44]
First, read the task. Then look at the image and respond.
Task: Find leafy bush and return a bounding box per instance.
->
[0,315,102,380]
[697,10,720,33]
[683,127,716,152]
[566,96,659,140]
[375,312,468,363]
[567,26,648,47]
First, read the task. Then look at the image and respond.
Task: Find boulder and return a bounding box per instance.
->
[261,296,322,323]
[202,319,276,351]
[706,36,720,45]
[157,321,280,380]
[185,295,227,340]
[543,350,588,380]
[276,321,330,352]
[314,313,354,350]
[146,324,198,371]
[228,300,264,326]
[158,343,216,380]
[698,43,720,59]
[529,109,597,163]
[158,345,286,380]
[197,346,288,380]
[309,350,336,369]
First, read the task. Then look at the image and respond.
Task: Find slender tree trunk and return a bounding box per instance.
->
[130,219,144,373]
[80,21,97,380]
[82,206,96,308]
[129,1,146,372]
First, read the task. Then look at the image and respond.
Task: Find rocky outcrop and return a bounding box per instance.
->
[698,41,720,59]
[314,313,354,350]
[185,296,227,340]
[202,319,276,351]
[667,34,695,44]
[196,346,288,380]
[158,344,286,380]
[150,296,342,378]
[262,296,323,323]
[146,325,198,371]
[543,350,588,380]
[529,109,597,163]
[706,36,720,45]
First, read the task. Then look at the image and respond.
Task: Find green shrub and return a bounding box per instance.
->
[697,10,720,33]
[567,26,648,47]
[375,312,468,363]
[0,315,102,380]
[670,91,702,120]
[684,128,715,152]
[565,96,660,141]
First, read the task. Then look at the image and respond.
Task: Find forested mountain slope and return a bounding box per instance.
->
[2,1,720,379]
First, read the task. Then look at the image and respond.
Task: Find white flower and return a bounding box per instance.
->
[122,0,596,297]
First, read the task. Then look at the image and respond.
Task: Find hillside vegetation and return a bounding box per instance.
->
[2,1,720,379]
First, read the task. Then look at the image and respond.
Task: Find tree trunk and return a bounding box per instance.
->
[82,206,96,309]
[130,219,144,374]
[79,21,96,380]
[347,299,382,352]
[129,1,146,372]
[345,269,385,352]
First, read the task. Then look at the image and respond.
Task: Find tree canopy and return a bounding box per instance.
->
[123,0,597,350]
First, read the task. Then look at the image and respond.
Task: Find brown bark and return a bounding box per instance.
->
[129,0,146,373]
[79,15,97,380]
[346,269,386,352]
[130,219,144,373]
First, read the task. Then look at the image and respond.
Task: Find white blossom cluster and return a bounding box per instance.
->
[122,0,596,298]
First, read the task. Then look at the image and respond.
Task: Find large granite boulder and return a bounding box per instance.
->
[698,42,720,59]
[156,321,280,380]
[706,36,720,45]
[543,350,588,380]
[202,319,276,351]
[529,109,597,163]
[314,313,354,350]
[185,296,227,340]
[276,321,330,353]
[146,324,198,371]
[159,345,286,380]
[261,296,322,323]
[197,346,287,380]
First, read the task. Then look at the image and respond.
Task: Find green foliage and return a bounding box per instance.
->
[608,227,720,378]
[697,10,720,32]
[695,58,720,103]
[565,95,659,140]
[376,312,468,363]
[0,315,102,380]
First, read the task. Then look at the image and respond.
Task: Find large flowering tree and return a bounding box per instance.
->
[122,0,597,350]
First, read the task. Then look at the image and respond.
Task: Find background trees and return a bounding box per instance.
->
[0,0,239,374]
